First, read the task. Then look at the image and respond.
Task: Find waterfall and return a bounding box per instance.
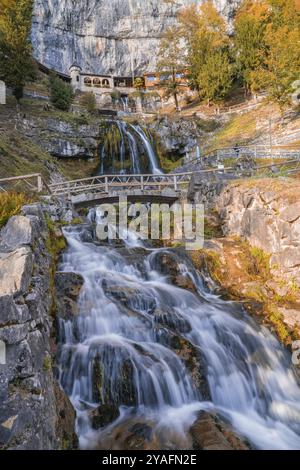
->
[132,125,162,174]
[116,121,126,174]
[99,120,162,174]
[57,217,300,450]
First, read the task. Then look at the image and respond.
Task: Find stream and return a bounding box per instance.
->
[57,212,300,450]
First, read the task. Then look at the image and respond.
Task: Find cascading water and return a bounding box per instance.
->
[132,125,162,174]
[57,212,300,450]
[98,120,162,175]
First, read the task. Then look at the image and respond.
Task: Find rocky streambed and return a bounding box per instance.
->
[1,194,300,450]
[54,208,300,450]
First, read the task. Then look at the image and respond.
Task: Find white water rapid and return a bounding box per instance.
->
[57,216,300,450]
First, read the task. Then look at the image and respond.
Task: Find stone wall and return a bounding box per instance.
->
[217,180,300,288]
[0,204,77,449]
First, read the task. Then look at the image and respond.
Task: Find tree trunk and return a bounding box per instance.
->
[172,67,180,112]
[174,91,179,111]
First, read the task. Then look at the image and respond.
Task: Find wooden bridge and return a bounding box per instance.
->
[1,158,300,204]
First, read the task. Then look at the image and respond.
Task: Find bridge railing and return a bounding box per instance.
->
[185,144,300,166]
[1,157,299,200]
[50,159,300,198]
[0,173,51,194]
[49,173,195,196]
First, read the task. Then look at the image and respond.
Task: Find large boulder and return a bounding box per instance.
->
[148,251,197,292]
[54,382,78,449]
[103,282,157,314]
[190,412,249,450]
[88,404,120,430]
[55,272,84,320]
[0,247,33,296]
[0,216,33,251]
[157,328,211,400]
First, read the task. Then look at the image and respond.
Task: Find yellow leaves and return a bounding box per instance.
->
[198,0,227,36]
[0,192,33,229]
[236,0,270,22]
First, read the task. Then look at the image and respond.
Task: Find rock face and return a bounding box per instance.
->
[217,180,300,288]
[21,117,99,159]
[0,205,77,449]
[150,117,202,158]
[32,0,241,76]
[188,172,229,209]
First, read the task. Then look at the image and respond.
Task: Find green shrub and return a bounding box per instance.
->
[110,89,121,102]
[50,75,74,111]
[79,92,97,114]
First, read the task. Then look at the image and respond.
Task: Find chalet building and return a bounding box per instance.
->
[144,71,189,91]
[69,63,190,96]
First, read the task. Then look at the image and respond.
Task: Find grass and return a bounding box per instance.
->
[266,307,291,344]
[57,157,99,180]
[43,354,52,372]
[45,216,67,261]
[159,155,183,172]
[0,192,33,228]
[45,216,67,318]
[195,117,220,133]
[248,246,271,280]
[0,132,54,180]
[206,110,258,152]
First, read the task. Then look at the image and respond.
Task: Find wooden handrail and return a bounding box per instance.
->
[0,173,42,183]
[0,173,52,194]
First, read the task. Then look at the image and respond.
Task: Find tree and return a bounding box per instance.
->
[79,92,97,114]
[258,0,300,107]
[262,25,300,107]
[197,50,233,108]
[133,77,144,90]
[50,76,74,111]
[157,26,187,110]
[234,0,269,96]
[234,0,300,106]
[0,0,36,101]
[179,1,233,106]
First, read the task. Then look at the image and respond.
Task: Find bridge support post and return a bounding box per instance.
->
[37,175,43,193]
[141,176,144,191]
[173,175,178,191]
[105,176,109,193]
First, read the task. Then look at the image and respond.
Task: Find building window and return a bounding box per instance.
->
[160,74,171,81]
[102,79,110,88]
[93,77,101,87]
[84,77,92,87]
[147,76,156,82]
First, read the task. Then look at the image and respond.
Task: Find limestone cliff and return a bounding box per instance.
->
[0,204,77,450]
[32,0,241,76]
